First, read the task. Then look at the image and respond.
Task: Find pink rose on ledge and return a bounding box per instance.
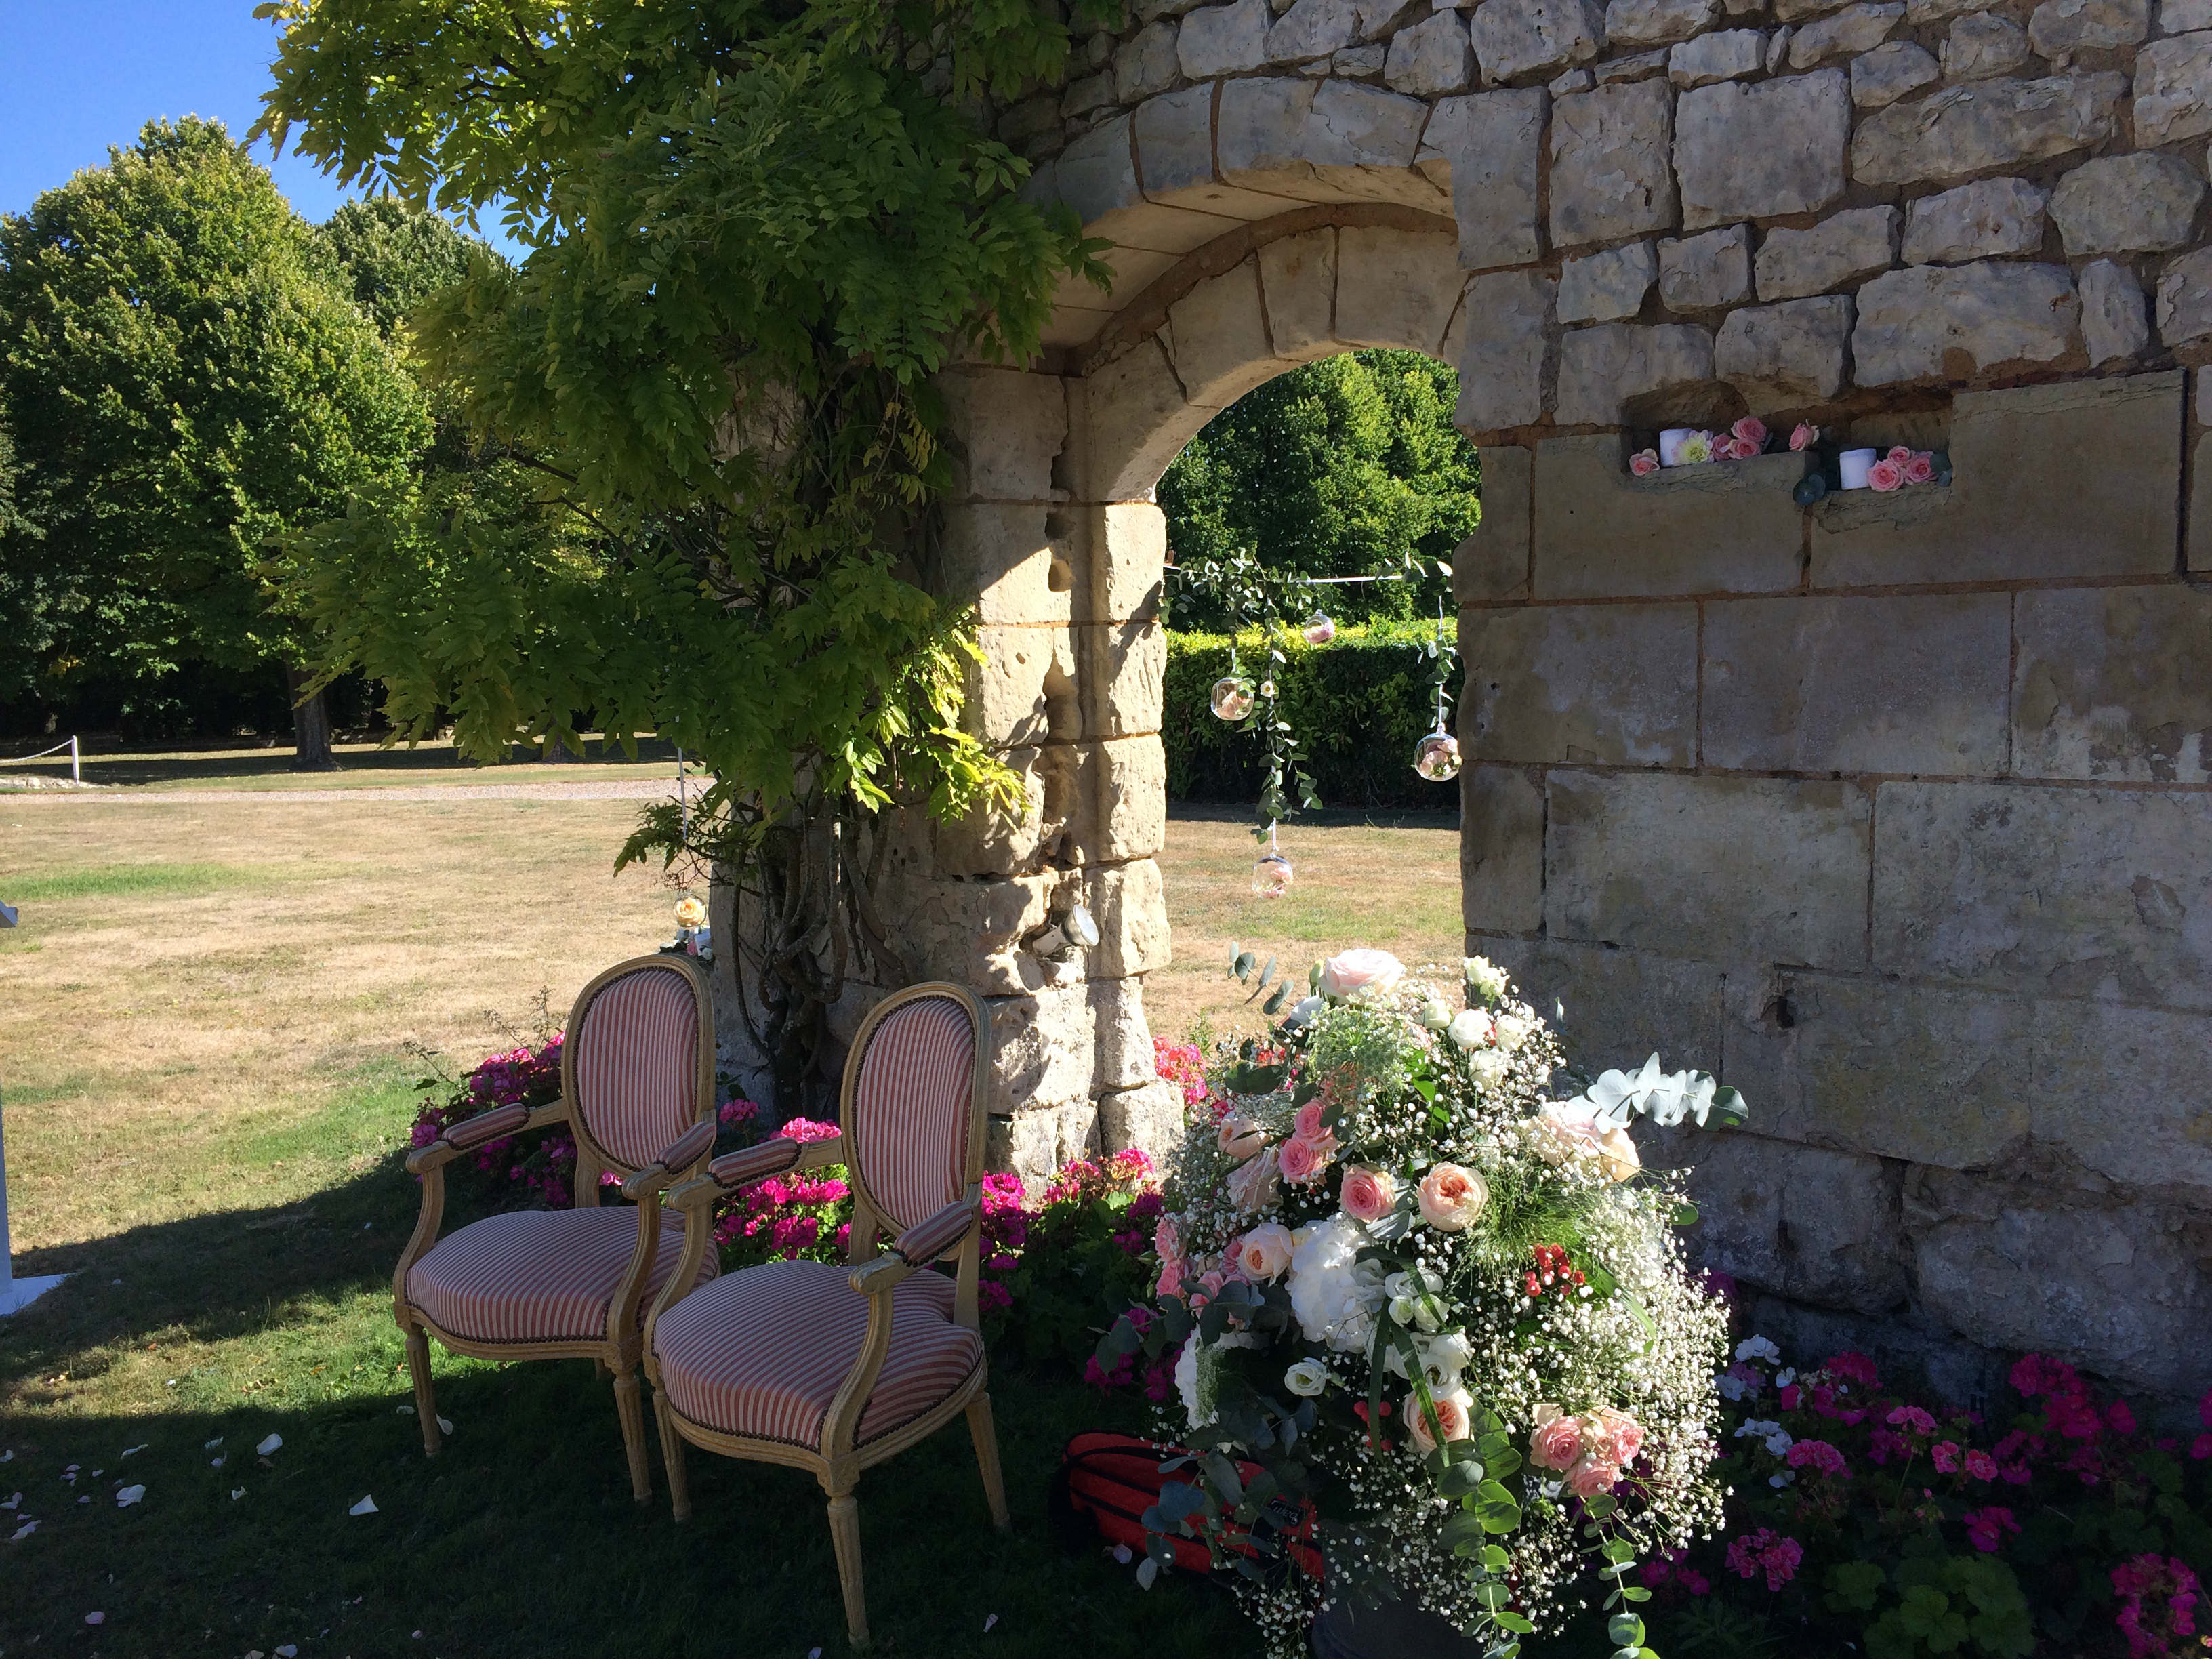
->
[1630,448,1660,476]
[1790,422,1820,451]
[1887,445,1912,464]
[1732,416,1768,449]
[1904,451,1936,485]
[1867,457,1904,492]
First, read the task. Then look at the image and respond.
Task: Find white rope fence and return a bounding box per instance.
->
[0,735,80,783]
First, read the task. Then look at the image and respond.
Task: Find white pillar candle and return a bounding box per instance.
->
[1838,447,1877,490]
[1658,428,1696,466]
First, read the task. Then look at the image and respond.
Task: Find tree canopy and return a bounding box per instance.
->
[313,196,482,341]
[0,117,429,729]
[1160,349,1479,633]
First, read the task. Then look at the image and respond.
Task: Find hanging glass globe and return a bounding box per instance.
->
[1251,850,1294,899]
[1301,613,1336,647]
[1413,728,1462,782]
[1210,676,1254,721]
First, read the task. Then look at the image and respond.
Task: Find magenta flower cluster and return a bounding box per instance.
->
[1151,1036,1210,1111]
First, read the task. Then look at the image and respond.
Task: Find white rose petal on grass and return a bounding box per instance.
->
[1136,1556,1159,1590]
[983,1614,999,1633]
[436,1416,453,1436]
[204,1437,224,1450]
[85,1612,104,1626]
[395,1405,413,1416]
[210,1457,224,1469]
[10,1520,39,1542]
[1111,1543,1134,1564]
[276,1645,299,1656]
[115,1485,144,1507]
[120,1444,147,1458]
[230,1488,245,1501]
[1,1492,18,1509]
[255,1433,282,1456]
[348,1494,378,1516]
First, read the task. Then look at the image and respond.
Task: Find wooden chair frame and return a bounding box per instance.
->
[643,981,1009,1647]
[394,952,718,1502]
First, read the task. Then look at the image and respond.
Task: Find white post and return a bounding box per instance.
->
[0,904,66,1314]
[70,735,79,784]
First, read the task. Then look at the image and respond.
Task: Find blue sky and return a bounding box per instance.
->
[0,1,498,243]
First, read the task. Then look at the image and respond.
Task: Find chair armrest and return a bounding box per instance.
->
[707,1137,804,1188]
[892,1196,981,1266]
[617,1121,718,1202]
[405,1103,533,1175]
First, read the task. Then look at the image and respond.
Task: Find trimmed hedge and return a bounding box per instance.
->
[1163,622,1462,811]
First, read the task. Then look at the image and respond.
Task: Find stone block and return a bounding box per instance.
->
[2032,1001,2212,1190]
[1216,77,1437,207]
[1460,601,1699,764]
[1386,8,1477,90]
[987,1099,1102,1179]
[1116,20,1184,102]
[1851,73,2124,185]
[1788,1,1902,65]
[935,744,1072,877]
[1090,977,1158,1091]
[1335,225,1465,353]
[1851,39,1940,106]
[1669,28,1767,85]
[901,871,1060,994]
[1082,501,1168,626]
[1533,434,1806,596]
[1550,66,1596,89]
[2171,0,2212,25]
[1097,1079,1187,1163]
[1940,12,2029,79]
[1458,764,1547,933]
[1873,780,2212,1008]
[1903,0,1989,20]
[1181,0,1273,77]
[1076,618,1168,741]
[2026,0,2148,54]
[2048,153,2205,258]
[1850,260,2078,386]
[1549,80,1679,250]
[1045,115,1144,230]
[2013,586,2212,785]
[940,368,1069,502]
[1755,206,1898,301]
[1675,70,1851,231]
[1470,0,1607,81]
[1731,975,2036,1170]
[1265,0,1365,64]
[1095,735,1169,861]
[1558,239,1659,321]
[1063,70,1117,119]
[2158,245,2212,346]
[1658,224,1753,308]
[1000,94,1064,150]
[1088,857,1172,979]
[1455,268,1555,430]
[1715,295,1853,409]
[1332,41,1388,74]
[966,623,1077,747]
[1255,228,1342,365]
[1810,372,2183,584]
[1467,936,1727,1070]
[1084,338,1195,504]
[1166,260,1287,409]
[2078,260,2150,366]
[1607,0,1723,47]
[1704,593,2011,774]
[1547,771,1873,966]
[1426,89,1548,270]
[1553,321,1715,425]
[1900,177,2049,266]
[2133,31,2212,147]
[1662,1131,1908,1315]
[937,504,1072,627]
[1132,85,1218,203]
[1911,1174,2212,1398]
[1452,445,1534,600]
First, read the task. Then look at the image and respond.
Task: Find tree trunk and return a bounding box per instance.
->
[287,670,336,771]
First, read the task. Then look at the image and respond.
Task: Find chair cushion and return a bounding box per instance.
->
[653,1260,980,1450]
[407,1206,718,1346]
[848,996,975,1231]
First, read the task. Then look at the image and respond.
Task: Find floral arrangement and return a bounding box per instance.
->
[408,1034,579,1208]
[1631,417,1820,475]
[1867,443,1940,492]
[1666,1331,2212,1659]
[1095,947,1748,1657]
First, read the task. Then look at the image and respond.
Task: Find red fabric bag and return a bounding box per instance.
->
[1049,1431,1323,1580]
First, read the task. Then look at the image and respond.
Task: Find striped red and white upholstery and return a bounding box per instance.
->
[407,1207,718,1345]
[653,1261,980,1450]
[848,998,974,1231]
[573,965,701,1172]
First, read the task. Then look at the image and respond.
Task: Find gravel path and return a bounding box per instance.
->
[2,779,680,804]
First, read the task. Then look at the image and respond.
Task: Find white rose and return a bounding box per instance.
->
[1285,994,1323,1027]
[1463,956,1509,1006]
[1492,1013,1533,1053]
[1416,998,1452,1031]
[1445,1009,1492,1049]
[1467,1048,1511,1086]
[1318,948,1404,1004]
[1283,1358,1329,1398]
[1420,1330,1473,1391]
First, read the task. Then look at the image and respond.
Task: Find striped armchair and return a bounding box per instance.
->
[393,954,720,1503]
[642,983,1008,1647]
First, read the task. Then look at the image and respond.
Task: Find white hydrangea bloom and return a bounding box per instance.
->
[1288,1215,1385,1353]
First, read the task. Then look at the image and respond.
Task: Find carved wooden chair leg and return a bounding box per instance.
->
[966,1393,1010,1531]
[825,1488,870,1648]
[611,1368,652,1503]
[653,1393,691,1523]
[405,1326,442,1458]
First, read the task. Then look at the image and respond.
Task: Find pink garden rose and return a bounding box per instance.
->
[1904,451,1936,485]
[1418,1162,1490,1231]
[1733,416,1768,448]
[1630,449,1660,476]
[1157,1254,1188,1299]
[1153,1215,1181,1263]
[1227,1145,1282,1214]
[1868,457,1904,492]
[1790,422,1820,451]
[1317,948,1404,1002]
[1593,1407,1645,1464]
[1233,1221,1296,1282]
[1294,1101,1326,1139]
[1406,1390,1475,1453]
[1566,1456,1620,1498]
[1530,1406,1586,1471]
[1277,1133,1331,1186]
[1887,445,1912,465]
[1339,1164,1397,1225]
[1531,1101,1604,1165]
[1217,1116,1267,1160]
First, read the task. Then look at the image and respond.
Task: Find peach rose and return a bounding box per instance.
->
[1339,1164,1397,1225]
[1233,1221,1296,1282]
[1317,948,1404,1002]
[1904,451,1936,485]
[1733,417,1769,447]
[1406,1389,1474,1454]
[1217,1116,1267,1160]
[1593,1407,1645,1464]
[1530,1102,1604,1166]
[1790,422,1819,452]
[1277,1133,1331,1186]
[1597,1124,1641,1183]
[1417,1163,1489,1231]
[1530,1406,1586,1471]
[1565,1456,1620,1498]
[1629,449,1660,477]
[1868,458,1903,492]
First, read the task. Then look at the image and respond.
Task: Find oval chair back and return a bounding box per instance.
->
[838,984,989,1279]
[562,955,716,1200]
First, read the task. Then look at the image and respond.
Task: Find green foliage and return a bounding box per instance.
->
[1851,1556,2036,1659]
[312,197,480,340]
[0,117,430,712]
[1165,623,1462,808]
[989,1156,1163,1371]
[1160,350,1479,633]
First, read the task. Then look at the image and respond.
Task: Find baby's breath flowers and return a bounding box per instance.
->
[1096,948,1745,1656]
